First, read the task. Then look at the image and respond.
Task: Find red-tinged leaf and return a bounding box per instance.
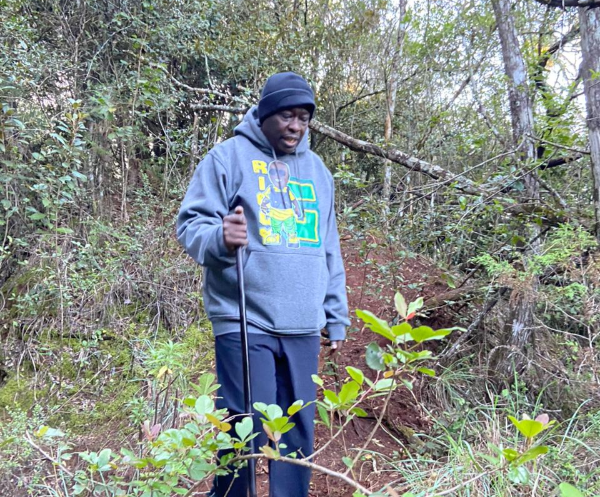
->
[150,423,162,439]
[406,312,416,321]
[535,413,550,426]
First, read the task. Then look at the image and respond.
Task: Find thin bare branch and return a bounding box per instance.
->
[190,103,248,113]
[171,76,251,105]
[183,453,372,497]
[24,433,74,478]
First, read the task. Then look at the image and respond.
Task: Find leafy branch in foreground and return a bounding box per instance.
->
[15,292,593,497]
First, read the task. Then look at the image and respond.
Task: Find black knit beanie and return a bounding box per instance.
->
[258,72,315,124]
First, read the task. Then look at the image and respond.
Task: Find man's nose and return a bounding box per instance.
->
[288,117,301,132]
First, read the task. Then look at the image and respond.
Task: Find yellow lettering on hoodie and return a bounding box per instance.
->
[252,160,267,174]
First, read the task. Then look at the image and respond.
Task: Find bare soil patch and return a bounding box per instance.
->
[306,234,457,496]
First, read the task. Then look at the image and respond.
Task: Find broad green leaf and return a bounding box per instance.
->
[72,170,88,182]
[356,309,395,342]
[365,342,386,371]
[394,292,407,318]
[193,373,219,396]
[515,445,548,466]
[195,395,214,416]
[97,449,112,470]
[189,461,208,480]
[346,366,364,385]
[406,297,424,317]
[287,400,304,416]
[409,326,452,343]
[265,404,283,421]
[278,422,295,435]
[374,378,394,391]
[338,381,360,405]
[35,426,49,437]
[558,483,584,497]
[253,402,267,415]
[342,456,353,468]
[260,445,279,459]
[508,416,546,438]
[350,407,368,417]
[267,417,292,433]
[508,465,530,485]
[323,390,339,406]
[502,448,519,462]
[311,374,323,387]
[0,437,15,448]
[317,405,330,428]
[392,322,413,344]
[417,367,436,377]
[235,417,254,441]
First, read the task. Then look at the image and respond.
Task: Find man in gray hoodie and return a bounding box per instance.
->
[177,72,350,497]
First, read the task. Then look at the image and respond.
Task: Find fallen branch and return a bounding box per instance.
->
[309,120,488,196]
[183,452,372,497]
[438,287,509,363]
[191,102,491,196]
[540,152,585,169]
[423,285,479,310]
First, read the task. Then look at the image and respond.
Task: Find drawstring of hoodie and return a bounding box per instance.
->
[269,148,306,219]
[294,150,306,219]
[270,148,288,211]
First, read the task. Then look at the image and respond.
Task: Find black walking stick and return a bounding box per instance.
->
[236,247,258,497]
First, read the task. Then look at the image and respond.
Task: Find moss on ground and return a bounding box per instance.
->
[0,316,215,439]
[182,320,215,377]
[0,374,46,412]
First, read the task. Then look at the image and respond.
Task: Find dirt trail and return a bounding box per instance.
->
[308,235,456,496]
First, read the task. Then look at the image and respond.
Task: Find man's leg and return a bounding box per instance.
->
[212,333,278,497]
[270,336,320,497]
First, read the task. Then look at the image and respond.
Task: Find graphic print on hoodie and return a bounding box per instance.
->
[255,159,320,249]
[176,106,349,340]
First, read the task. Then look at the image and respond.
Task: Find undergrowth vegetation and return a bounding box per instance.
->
[2,0,600,495]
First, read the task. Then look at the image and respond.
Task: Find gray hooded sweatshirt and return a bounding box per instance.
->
[177,106,349,341]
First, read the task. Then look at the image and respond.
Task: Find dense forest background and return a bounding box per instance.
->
[1,0,599,495]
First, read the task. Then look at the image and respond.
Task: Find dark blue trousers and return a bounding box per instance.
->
[212,333,320,497]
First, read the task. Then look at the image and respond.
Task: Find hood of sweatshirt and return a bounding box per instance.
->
[233,105,310,156]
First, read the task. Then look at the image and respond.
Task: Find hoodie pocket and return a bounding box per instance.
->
[243,250,328,332]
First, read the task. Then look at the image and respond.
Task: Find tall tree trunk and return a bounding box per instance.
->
[492,0,540,376]
[382,0,408,222]
[579,6,600,241]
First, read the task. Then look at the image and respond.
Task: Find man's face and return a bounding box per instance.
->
[261,107,311,155]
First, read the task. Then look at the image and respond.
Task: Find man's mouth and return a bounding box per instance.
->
[282,136,299,147]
